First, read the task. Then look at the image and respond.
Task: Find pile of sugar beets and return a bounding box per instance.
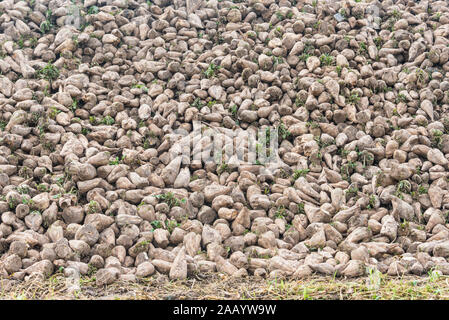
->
[1,0,449,286]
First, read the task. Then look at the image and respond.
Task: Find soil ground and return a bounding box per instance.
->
[1,273,448,300]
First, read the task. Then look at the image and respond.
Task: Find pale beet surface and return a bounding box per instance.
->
[0,0,449,287]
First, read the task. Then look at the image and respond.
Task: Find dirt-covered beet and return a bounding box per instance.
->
[1,0,449,285]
